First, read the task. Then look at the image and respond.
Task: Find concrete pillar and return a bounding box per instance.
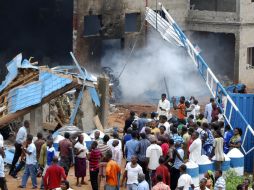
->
[234,32,240,83]
[98,75,109,129]
[29,106,43,136]
[79,89,96,132]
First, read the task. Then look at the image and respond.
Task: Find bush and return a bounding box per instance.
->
[224,170,244,190]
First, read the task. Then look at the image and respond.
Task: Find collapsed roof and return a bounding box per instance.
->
[0,53,100,127]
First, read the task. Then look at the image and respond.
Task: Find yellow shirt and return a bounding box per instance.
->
[151,127,160,135]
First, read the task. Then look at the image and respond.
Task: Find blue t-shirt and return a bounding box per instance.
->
[125,139,139,161]
[123,134,132,144]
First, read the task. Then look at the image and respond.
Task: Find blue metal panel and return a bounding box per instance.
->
[7,71,72,113]
[88,87,100,107]
[39,72,72,98]
[225,93,254,172]
[7,82,42,113]
[0,54,22,93]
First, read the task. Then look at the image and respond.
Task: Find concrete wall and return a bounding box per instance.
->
[73,0,189,67]
[239,0,254,23]
[73,0,254,88]
[190,0,236,12]
[238,26,254,87]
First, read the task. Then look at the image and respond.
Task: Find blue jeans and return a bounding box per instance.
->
[21,164,37,187]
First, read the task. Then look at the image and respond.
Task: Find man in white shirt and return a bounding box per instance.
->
[10,120,29,176]
[0,145,8,190]
[158,115,171,135]
[177,164,194,190]
[157,94,171,119]
[121,155,143,189]
[189,132,202,163]
[146,137,162,186]
[204,98,214,123]
[18,134,37,189]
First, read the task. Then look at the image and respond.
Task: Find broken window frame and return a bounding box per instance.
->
[83,15,102,37]
[247,47,254,67]
[125,12,141,33]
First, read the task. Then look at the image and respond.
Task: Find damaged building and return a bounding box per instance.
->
[0,54,109,136]
[73,0,254,87]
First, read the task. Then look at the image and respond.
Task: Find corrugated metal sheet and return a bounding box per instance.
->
[0,54,22,93]
[87,87,100,107]
[7,71,72,113]
[0,54,39,93]
[225,93,254,172]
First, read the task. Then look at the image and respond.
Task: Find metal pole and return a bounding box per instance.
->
[156,0,158,30]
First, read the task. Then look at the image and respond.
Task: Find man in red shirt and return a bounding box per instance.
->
[154,156,170,186]
[44,156,66,190]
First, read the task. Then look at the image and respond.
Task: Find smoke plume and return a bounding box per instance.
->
[101,29,210,103]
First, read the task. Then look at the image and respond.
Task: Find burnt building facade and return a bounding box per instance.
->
[73,0,254,88]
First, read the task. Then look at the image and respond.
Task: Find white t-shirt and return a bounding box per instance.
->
[74,141,87,158]
[16,126,27,144]
[146,144,162,170]
[177,173,193,190]
[125,162,143,185]
[158,122,171,134]
[107,139,122,150]
[26,143,37,165]
[0,155,4,177]
[157,99,171,118]
[189,138,202,163]
[204,103,212,123]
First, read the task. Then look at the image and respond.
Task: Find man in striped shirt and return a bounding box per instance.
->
[214,170,226,190]
[88,141,102,190]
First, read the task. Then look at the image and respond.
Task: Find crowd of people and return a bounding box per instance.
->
[0,93,253,190]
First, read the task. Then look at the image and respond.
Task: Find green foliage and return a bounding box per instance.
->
[224,170,243,190]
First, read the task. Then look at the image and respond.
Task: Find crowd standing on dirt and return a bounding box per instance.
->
[0,93,253,190]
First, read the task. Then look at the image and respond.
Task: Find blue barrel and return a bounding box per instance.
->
[186,161,199,187]
[197,155,214,180]
[227,148,244,176]
[212,154,231,172]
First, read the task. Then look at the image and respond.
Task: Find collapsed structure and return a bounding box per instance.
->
[0,53,106,135]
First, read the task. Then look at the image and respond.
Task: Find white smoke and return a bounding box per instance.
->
[101,29,210,103]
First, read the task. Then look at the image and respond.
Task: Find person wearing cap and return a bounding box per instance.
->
[157,94,171,119]
[146,136,162,187]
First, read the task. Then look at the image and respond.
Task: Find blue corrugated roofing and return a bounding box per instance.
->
[88,87,100,107]
[0,54,38,93]
[7,71,72,113]
[225,93,254,172]
[0,54,22,93]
